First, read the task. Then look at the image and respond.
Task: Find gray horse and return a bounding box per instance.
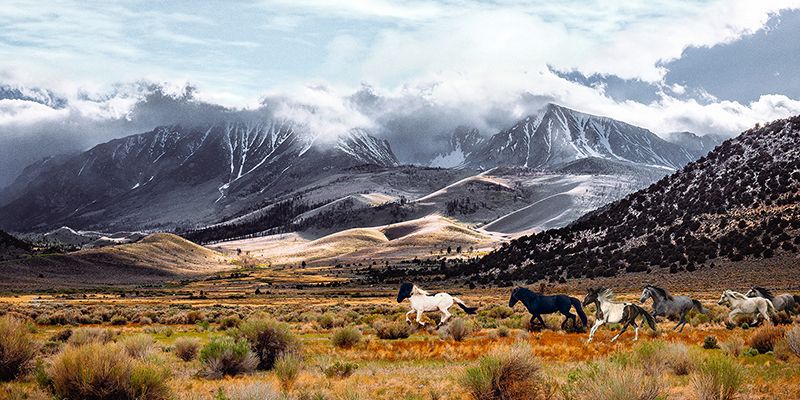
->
[640,285,707,332]
[745,287,799,315]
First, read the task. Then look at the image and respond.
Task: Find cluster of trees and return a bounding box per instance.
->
[469,115,800,285]
[445,197,487,216]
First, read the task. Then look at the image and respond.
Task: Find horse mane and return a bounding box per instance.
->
[514,287,537,297]
[726,290,747,300]
[753,286,774,300]
[598,288,615,302]
[646,285,674,301]
[413,285,430,296]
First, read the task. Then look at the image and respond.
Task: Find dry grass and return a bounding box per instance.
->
[0,315,38,382]
[460,342,553,400]
[748,325,785,354]
[563,362,662,400]
[785,326,800,357]
[691,355,743,400]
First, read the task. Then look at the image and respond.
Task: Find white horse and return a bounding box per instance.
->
[718,290,776,325]
[583,287,656,343]
[396,283,477,327]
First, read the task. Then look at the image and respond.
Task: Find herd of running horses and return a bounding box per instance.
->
[396,283,800,342]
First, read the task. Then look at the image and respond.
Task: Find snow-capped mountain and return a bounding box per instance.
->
[0,83,68,109]
[463,103,705,170]
[0,121,398,232]
[664,131,725,158]
[428,126,484,168]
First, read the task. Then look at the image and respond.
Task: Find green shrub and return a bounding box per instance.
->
[320,360,358,379]
[233,318,298,370]
[373,320,411,340]
[274,354,302,392]
[459,343,552,400]
[47,342,171,400]
[219,316,242,330]
[0,315,38,381]
[173,337,200,361]
[691,355,743,400]
[317,313,335,330]
[497,326,510,338]
[331,327,362,349]
[702,336,719,350]
[200,337,258,378]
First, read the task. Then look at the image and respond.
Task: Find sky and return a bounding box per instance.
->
[1,0,800,185]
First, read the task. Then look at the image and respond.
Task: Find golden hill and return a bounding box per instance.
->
[0,233,232,289]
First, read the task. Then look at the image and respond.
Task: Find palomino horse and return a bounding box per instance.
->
[583,288,656,343]
[396,283,477,327]
[718,290,776,325]
[640,284,707,332]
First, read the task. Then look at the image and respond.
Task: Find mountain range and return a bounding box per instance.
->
[0,104,722,239]
[473,114,800,285]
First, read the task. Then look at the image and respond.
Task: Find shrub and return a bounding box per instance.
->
[233,318,299,370]
[110,315,128,326]
[0,315,38,381]
[331,327,362,349]
[219,316,242,330]
[67,328,115,346]
[442,318,472,342]
[274,354,302,392]
[691,355,743,400]
[49,329,73,343]
[459,343,553,400]
[702,336,719,349]
[664,343,694,375]
[200,337,258,378]
[786,326,800,357]
[185,311,205,324]
[721,337,744,357]
[173,337,200,361]
[497,326,510,338]
[631,340,666,375]
[47,343,171,400]
[373,320,411,340]
[121,334,154,359]
[320,360,358,379]
[748,325,784,354]
[563,363,662,400]
[317,313,335,330]
[774,339,792,361]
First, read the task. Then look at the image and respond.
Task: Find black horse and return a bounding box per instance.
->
[509,287,588,331]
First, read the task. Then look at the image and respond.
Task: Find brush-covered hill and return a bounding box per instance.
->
[0,233,231,289]
[0,229,32,261]
[474,115,800,285]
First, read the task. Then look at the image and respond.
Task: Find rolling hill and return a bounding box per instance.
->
[0,233,232,289]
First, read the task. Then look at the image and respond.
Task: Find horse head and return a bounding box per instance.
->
[640,286,653,304]
[397,282,414,303]
[583,287,602,307]
[718,290,731,306]
[747,286,773,300]
[508,287,522,308]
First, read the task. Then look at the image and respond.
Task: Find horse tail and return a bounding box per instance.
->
[766,298,778,317]
[452,297,478,315]
[692,299,708,314]
[570,297,588,326]
[633,304,657,331]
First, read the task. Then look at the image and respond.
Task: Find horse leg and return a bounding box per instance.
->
[537,315,547,330]
[587,320,604,343]
[675,311,687,332]
[562,311,576,330]
[727,310,739,325]
[437,307,452,328]
[405,309,415,324]
[611,321,630,342]
[632,319,640,341]
[416,309,426,326]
